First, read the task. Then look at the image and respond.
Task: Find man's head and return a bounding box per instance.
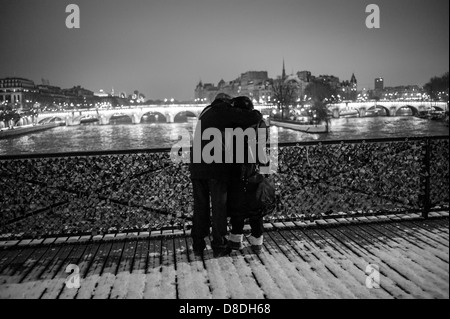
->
[232,96,254,110]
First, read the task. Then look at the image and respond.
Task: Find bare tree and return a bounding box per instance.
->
[424,72,449,103]
[271,78,297,119]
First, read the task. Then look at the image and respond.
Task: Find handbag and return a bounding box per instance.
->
[240,164,277,216]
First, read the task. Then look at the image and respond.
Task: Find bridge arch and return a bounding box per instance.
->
[395,105,419,116]
[38,116,64,124]
[73,115,100,123]
[432,106,445,112]
[108,113,133,124]
[140,111,167,123]
[174,111,197,123]
[338,107,360,118]
[367,105,390,116]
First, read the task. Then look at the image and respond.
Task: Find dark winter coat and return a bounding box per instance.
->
[189,99,263,181]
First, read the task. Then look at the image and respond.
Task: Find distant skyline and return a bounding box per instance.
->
[0,0,448,101]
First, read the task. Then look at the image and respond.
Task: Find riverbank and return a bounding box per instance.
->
[0,123,62,140]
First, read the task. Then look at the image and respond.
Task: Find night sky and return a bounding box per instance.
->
[0,0,448,101]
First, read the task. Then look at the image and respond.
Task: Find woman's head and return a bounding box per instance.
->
[232,96,254,110]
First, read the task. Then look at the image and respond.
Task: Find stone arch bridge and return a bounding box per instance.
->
[35,104,271,126]
[328,101,448,118]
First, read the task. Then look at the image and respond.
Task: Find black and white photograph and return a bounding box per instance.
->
[0,0,448,304]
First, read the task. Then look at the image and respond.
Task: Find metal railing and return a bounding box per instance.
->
[0,136,448,239]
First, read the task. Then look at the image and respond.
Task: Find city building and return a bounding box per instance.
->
[0,77,38,108]
[297,71,312,82]
[375,77,384,91]
[62,85,94,98]
[0,77,127,111]
[316,75,341,90]
[379,85,426,101]
[340,73,358,101]
[194,71,270,103]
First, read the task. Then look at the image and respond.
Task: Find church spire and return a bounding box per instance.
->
[282,59,286,80]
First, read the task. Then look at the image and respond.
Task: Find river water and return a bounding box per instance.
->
[0,116,448,156]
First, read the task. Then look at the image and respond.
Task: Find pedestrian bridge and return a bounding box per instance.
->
[35,105,271,126]
[329,101,448,118]
[0,136,448,299]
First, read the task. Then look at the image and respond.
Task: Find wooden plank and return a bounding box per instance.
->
[351,224,448,298]
[409,219,449,241]
[17,239,34,246]
[297,229,391,299]
[78,236,91,243]
[58,242,100,299]
[282,221,296,228]
[109,240,138,299]
[28,239,44,246]
[0,245,50,285]
[75,241,114,299]
[332,226,437,298]
[183,236,212,299]
[0,248,24,274]
[142,237,162,299]
[131,239,149,274]
[0,245,63,299]
[237,235,285,299]
[264,231,332,298]
[45,243,93,299]
[9,241,73,299]
[17,244,64,285]
[398,221,449,248]
[204,236,255,299]
[67,236,80,244]
[224,240,265,299]
[138,231,150,239]
[399,221,449,248]
[2,240,20,248]
[157,236,177,299]
[270,229,367,299]
[125,238,149,299]
[54,237,69,245]
[314,227,408,299]
[43,238,57,245]
[200,236,231,299]
[374,222,449,264]
[173,236,196,299]
[91,240,126,299]
[35,243,78,299]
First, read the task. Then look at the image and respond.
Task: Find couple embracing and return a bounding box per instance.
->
[189,93,275,257]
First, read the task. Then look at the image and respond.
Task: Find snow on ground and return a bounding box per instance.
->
[0,219,448,299]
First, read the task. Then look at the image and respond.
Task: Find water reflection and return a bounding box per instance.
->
[0,116,447,155]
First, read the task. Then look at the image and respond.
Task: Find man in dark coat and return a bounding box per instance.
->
[190,93,262,257]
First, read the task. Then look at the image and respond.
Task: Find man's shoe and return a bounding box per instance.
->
[228,233,243,250]
[193,248,204,257]
[212,237,230,257]
[193,238,206,257]
[248,235,263,254]
[213,247,231,258]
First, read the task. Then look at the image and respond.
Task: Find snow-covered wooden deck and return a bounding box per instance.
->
[0,212,448,299]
